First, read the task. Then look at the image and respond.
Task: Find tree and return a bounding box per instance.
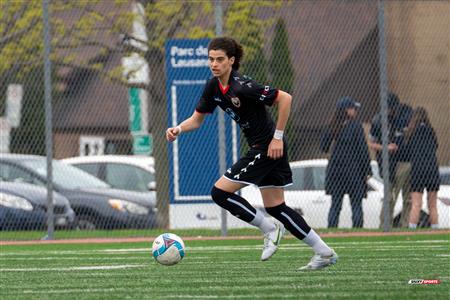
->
[270,18,294,93]
[0,0,283,228]
[9,66,47,155]
[269,18,295,154]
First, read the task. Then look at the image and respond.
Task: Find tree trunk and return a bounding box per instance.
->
[146,47,170,229]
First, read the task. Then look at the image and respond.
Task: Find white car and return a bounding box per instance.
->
[61,155,155,193]
[241,159,450,229]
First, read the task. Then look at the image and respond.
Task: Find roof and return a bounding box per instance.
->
[61,155,154,171]
[53,53,129,130]
[0,153,44,162]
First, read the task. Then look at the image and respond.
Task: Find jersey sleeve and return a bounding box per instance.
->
[195,79,217,114]
[239,78,279,106]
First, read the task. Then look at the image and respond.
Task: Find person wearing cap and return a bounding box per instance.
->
[320,96,372,228]
[368,92,412,228]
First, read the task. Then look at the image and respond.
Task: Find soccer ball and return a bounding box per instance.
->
[152,233,185,266]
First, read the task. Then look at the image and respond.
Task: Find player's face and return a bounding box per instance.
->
[208,50,234,78]
[346,107,357,118]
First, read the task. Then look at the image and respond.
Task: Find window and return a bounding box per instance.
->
[73,163,101,177]
[105,163,154,192]
[0,163,43,186]
[440,173,450,185]
[287,165,325,191]
[21,160,110,189]
[287,166,306,191]
[312,166,326,190]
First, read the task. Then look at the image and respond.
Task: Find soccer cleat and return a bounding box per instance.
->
[261,223,285,261]
[298,249,338,271]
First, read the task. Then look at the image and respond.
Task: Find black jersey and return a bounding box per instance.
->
[196,70,279,147]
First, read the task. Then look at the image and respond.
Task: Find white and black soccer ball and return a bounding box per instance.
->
[152,233,185,266]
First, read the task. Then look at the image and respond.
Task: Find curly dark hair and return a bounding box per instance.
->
[208,37,244,70]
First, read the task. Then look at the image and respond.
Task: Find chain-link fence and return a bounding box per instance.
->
[1,0,449,240]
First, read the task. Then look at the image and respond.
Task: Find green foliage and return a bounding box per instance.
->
[224,1,281,82]
[270,18,294,93]
[0,1,43,76]
[8,67,47,155]
[0,1,283,85]
[143,1,214,51]
[269,18,296,154]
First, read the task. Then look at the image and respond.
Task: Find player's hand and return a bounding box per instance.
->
[166,127,181,142]
[267,138,283,159]
[387,143,398,152]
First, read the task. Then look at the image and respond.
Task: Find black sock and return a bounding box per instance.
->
[265,203,311,239]
[211,186,257,223]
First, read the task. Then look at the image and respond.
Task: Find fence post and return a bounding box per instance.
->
[214,0,228,237]
[377,0,391,232]
[43,0,55,239]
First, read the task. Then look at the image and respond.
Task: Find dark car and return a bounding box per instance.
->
[0,181,76,230]
[0,154,160,230]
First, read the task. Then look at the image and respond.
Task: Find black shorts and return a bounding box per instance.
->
[410,177,440,193]
[224,144,292,188]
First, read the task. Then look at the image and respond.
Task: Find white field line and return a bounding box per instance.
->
[11,288,330,298]
[4,255,446,265]
[3,256,146,261]
[0,264,146,272]
[7,285,444,299]
[2,256,447,271]
[0,240,448,257]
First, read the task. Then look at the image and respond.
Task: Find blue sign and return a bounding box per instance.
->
[165,39,239,204]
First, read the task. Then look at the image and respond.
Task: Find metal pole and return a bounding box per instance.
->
[215,0,228,236]
[43,0,55,239]
[377,0,391,232]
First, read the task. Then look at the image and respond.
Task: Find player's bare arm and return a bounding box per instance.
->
[166,111,206,142]
[368,140,398,153]
[268,90,292,159]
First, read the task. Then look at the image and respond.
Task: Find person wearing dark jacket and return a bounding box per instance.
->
[368,92,412,228]
[320,97,372,227]
[405,107,440,229]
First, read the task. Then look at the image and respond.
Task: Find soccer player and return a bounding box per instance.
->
[166,37,337,270]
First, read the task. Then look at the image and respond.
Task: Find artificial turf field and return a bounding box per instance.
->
[0,233,448,299]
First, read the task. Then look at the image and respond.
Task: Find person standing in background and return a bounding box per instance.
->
[320,97,372,228]
[368,92,410,228]
[405,107,440,229]
[392,102,413,227]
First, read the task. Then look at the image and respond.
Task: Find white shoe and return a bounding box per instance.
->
[261,223,285,261]
[299,249,338,270]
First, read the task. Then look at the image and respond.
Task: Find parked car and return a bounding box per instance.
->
[61,155,155,193]
[439,166,450,186]
[0,154,160,230]
[241,159,450,228]
[0,181,76,230]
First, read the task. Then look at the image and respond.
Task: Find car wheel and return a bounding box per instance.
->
[76,215,97,230]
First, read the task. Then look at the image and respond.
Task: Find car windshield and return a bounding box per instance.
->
[440,173,450,185]
[287,161,382,191]
[22,159,110,189]
[287,165,326,191]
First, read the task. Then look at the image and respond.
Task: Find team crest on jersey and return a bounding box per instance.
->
[231,96,241,108]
